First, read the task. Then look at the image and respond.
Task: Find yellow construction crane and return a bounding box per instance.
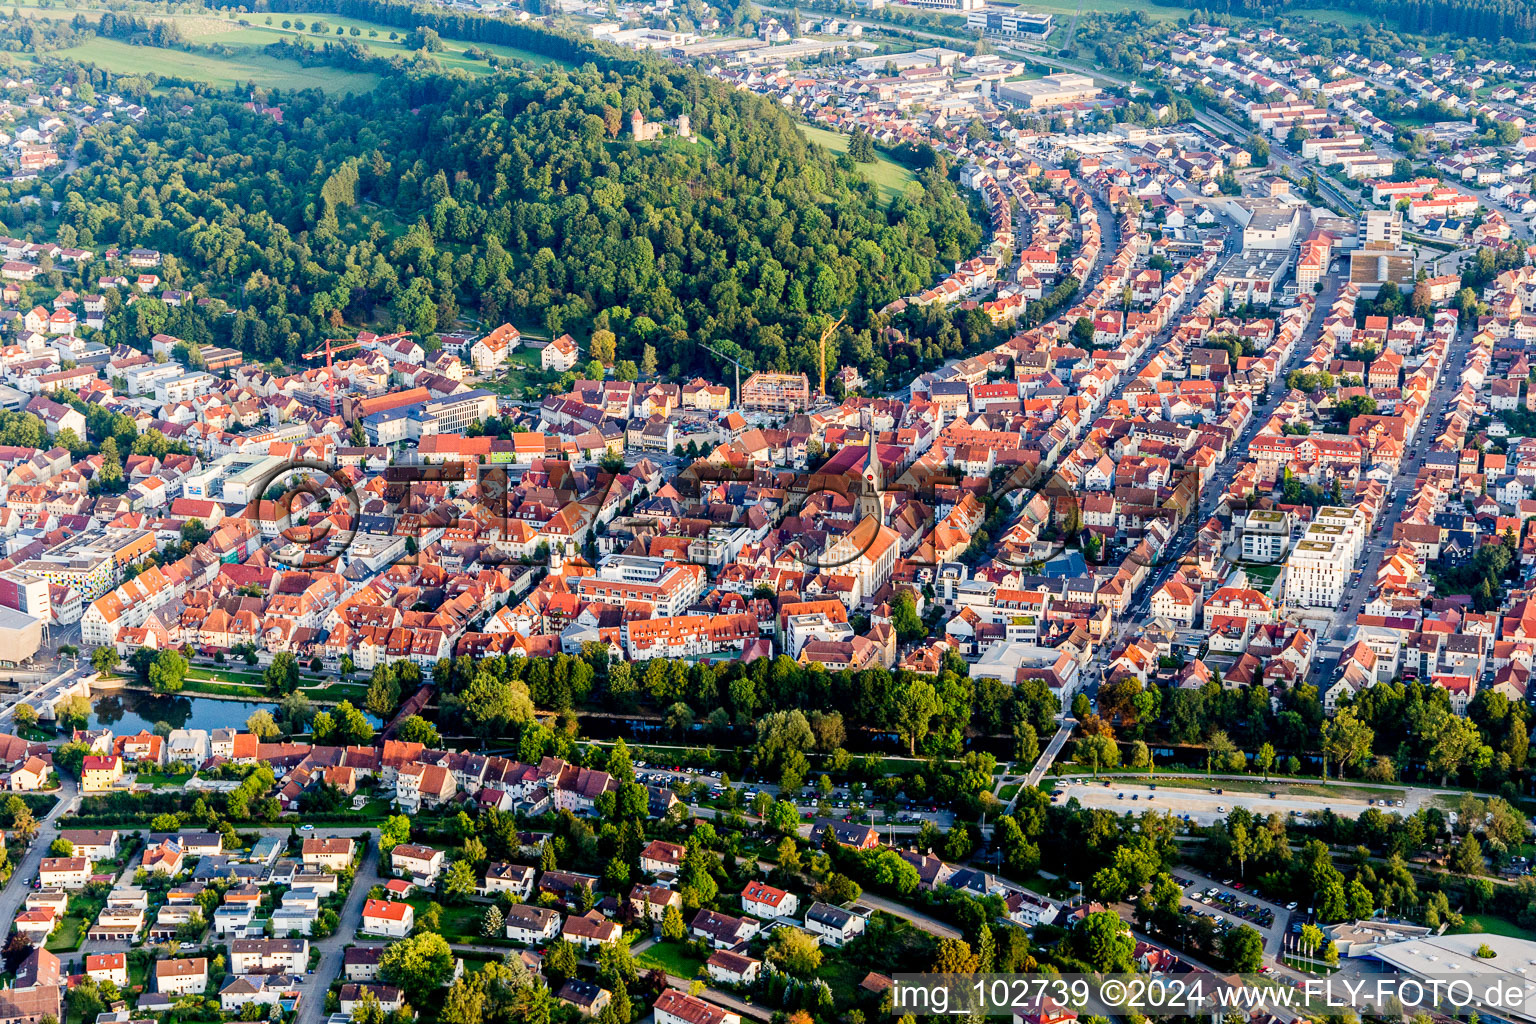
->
[818,312,847,398]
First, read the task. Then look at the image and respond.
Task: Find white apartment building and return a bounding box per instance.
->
[1361,209,1404,247]
[1241,509,1294,563]
[153,371,218,405]
[572,555,705,617]
[1314,506,1368,562]
[1284,534,1350,609]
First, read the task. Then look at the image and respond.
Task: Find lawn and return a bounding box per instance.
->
[1281,954,1340,976]
[404,897,494,942]
[147,773,195,788]
[189,666,364,700]
[45,914,85,953]
[196,13,574,72]
[798,124,918,205]
[1237,562,1283,588]
[181,676,269,700]
[194,667,327,686]
[304,682,371,703]
[814,946,865,994]
[479,347,551,397]
[635,940,706,979]
[998,783,1021,801]
[44,37,380,94]
[1280,6,1378,26]
[1450,914,1536,941]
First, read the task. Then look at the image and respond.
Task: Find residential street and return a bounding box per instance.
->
[853,891,962,940]
[0,779,77,948]
[294,839,380,1024]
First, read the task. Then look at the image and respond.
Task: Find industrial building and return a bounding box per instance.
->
[965,8,1053,35]
[998,73,1102,110]
[1349,242,1415,298]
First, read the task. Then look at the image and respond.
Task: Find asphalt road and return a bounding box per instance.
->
[0,779,77,955]
[295,839,380,1024]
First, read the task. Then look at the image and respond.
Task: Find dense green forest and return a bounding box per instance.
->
[1180,0,1536,45]
[20,18,981,389]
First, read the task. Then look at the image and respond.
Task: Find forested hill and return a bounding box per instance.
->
[55,38,981,386]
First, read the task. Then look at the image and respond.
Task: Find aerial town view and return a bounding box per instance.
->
[6,0,1536,1022]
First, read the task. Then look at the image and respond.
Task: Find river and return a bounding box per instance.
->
[79,692,382,736]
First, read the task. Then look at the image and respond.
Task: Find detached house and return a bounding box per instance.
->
[562,909,622,949]
[80,754,123,792]
[628,883,683,923]
[480,862,535,900]
[84,953,127,987]
[706,950,761,986]
[504,904,561,945]
[360,899,413,938]
[741,881,798,920]
[654,991,741,1024]
[37,857,89,889]
[155,958,208,996]
[542,334,579,372]
[301,837,354,871]
[690,909,760,949]
[390,845,443,887]
[639,839,686,876]
[139,841,183,876]
[805,902,866,946]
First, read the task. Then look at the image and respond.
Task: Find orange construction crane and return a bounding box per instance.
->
[302,330,408,416]
[817,312,847,399]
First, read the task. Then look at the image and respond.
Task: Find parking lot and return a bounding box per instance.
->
[1053,778,1417,825]
[1170,869,1292,956]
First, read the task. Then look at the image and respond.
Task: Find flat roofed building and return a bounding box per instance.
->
[1349,243,1415,298]
[1284,532,1350,609]
[1241,509,1294,563]
[1370,934,1536,1023]
[999,73,1101,109]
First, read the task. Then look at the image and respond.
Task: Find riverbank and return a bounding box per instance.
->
[93,674,368,707]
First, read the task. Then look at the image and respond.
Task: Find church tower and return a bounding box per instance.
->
[858,407,884,524]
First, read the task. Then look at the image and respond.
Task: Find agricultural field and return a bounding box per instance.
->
[32,36,381,93]
[798,123,918,204]
[1280,6,1379,27]
[18,0,571,93]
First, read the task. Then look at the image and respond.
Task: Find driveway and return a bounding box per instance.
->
[852,892,961,940]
